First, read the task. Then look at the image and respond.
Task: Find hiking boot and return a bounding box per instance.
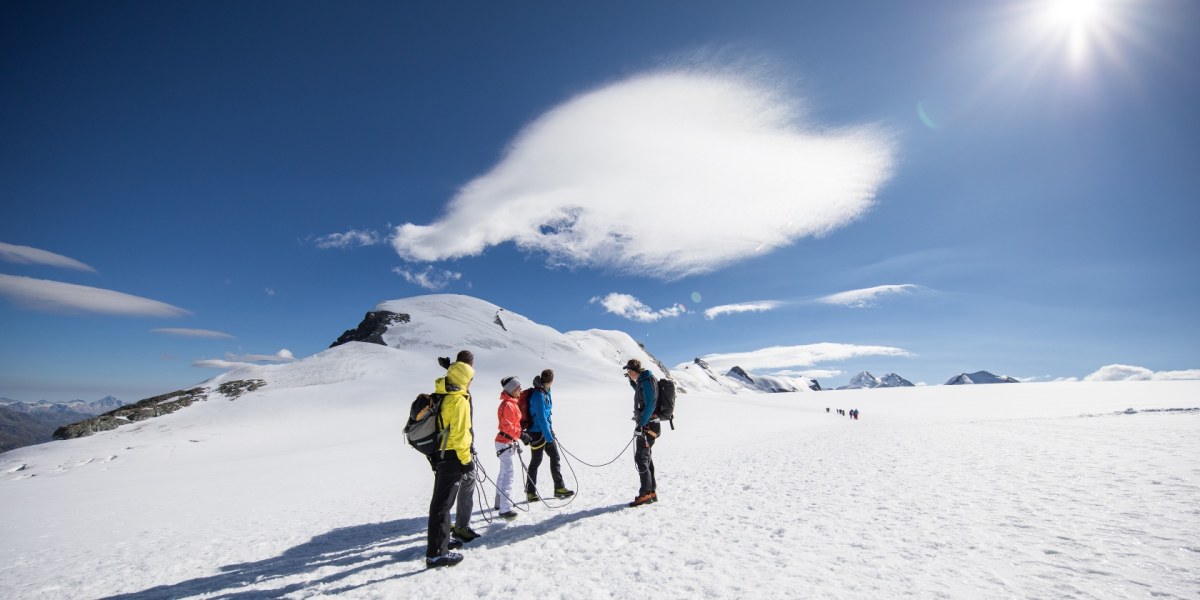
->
[448,539,464,550]
[628,492,656,507]
[553,487,575,499]
[450,526,480,542]
[526,491,539,502]
[425,552,464,568]
[498,510,518,520]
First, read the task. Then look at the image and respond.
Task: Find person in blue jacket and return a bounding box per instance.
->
[625,359,660,507]
[523,369,574,501]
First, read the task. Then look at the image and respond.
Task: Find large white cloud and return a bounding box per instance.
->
[0,242,96,272]
[392,70,896,279]
[0,274,189,317]
[1084,364,1200,381]
[700,342,912,373]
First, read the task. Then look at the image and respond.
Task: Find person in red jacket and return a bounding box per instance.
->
[494,376,526,519]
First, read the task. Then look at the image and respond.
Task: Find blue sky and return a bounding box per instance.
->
[2,0,1198,401]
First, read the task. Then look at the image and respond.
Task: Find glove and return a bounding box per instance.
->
[520,432,532,445]
[438,356,451,369]
[460,461,474,475]
[634,425,644,436]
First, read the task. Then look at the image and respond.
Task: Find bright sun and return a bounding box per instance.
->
[1046,0,1103,28]
[1033,0,1120,68]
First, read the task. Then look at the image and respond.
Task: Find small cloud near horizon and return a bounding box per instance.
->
[390,69,896,280]
[393,266,463,291]
[704,301,783,320]
[152,328,235,339]
[1084,364,1200,382]
[700,342,912,373]
[0,242,97,272]
[817,284,923,308]
[0,274,189,318]
[591,293,686,323]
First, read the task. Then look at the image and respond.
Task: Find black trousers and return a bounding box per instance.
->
[427,456,462,557]
[635,422,661,495]
[525,438,565,494]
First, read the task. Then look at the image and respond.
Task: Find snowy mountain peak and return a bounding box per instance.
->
[945,371,1020,385]
[837,371,914,390]
[879,373,915,387]
[726,366,755,384]
[838,371,880,389]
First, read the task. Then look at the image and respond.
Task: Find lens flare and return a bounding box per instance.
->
[691,292,702,304]
[916,101,940,130]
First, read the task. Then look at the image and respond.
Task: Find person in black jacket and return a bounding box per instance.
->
[624,359,660,507]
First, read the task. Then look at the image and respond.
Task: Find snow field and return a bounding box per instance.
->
[0,299,1197,599]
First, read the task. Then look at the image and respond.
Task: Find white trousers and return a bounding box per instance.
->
[494,441,518,512]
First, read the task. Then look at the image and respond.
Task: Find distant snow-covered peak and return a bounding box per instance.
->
[838,371,880,390]
[945,371,1019,385]
[879,373,915,388]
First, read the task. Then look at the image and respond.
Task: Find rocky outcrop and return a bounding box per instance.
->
[217,379,266,399]
[727,366,755,385]
[330,311,410,348]
[52,380,267,440]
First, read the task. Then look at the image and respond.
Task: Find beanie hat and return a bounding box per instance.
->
[502,376,522,396]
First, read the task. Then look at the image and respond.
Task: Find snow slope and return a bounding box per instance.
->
[1,296,1197,599]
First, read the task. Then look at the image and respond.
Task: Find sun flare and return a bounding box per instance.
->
[1045,0,1103,28]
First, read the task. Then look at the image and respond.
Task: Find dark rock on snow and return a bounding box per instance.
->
[330,311,410,348]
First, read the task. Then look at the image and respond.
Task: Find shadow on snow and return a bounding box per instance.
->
[99,503,626,599]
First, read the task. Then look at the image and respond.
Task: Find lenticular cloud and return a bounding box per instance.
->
[392,70,896,279]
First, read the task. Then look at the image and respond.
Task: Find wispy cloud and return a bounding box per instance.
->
[152,328,235,339]
[226,349,295,363]
[591,293,686,322]
[700,342,912,373]
[0,242,96,272]
[774,368,843,380]
[0,274,189,317]
[391,69,896,279]
[194,349,295,370]
[315,229,384,249]
[193,359,256,370]
[817,284,922,308]
[393,266,463,291]
[1084,364,1200,382]
[704,301,782,320]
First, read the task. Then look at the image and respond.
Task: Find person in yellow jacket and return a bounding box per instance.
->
[425,350,476,568]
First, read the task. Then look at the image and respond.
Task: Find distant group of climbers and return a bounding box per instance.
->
[827,407,860,420]
[418,351,666,569]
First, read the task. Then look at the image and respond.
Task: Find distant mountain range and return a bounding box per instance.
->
[0,396,126,453]
[945,371,1020,385]
[671,359,823,394]
[836,371,915,390]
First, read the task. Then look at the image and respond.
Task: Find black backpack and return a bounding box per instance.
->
[654,378,676,430]
[404,393,448,459]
